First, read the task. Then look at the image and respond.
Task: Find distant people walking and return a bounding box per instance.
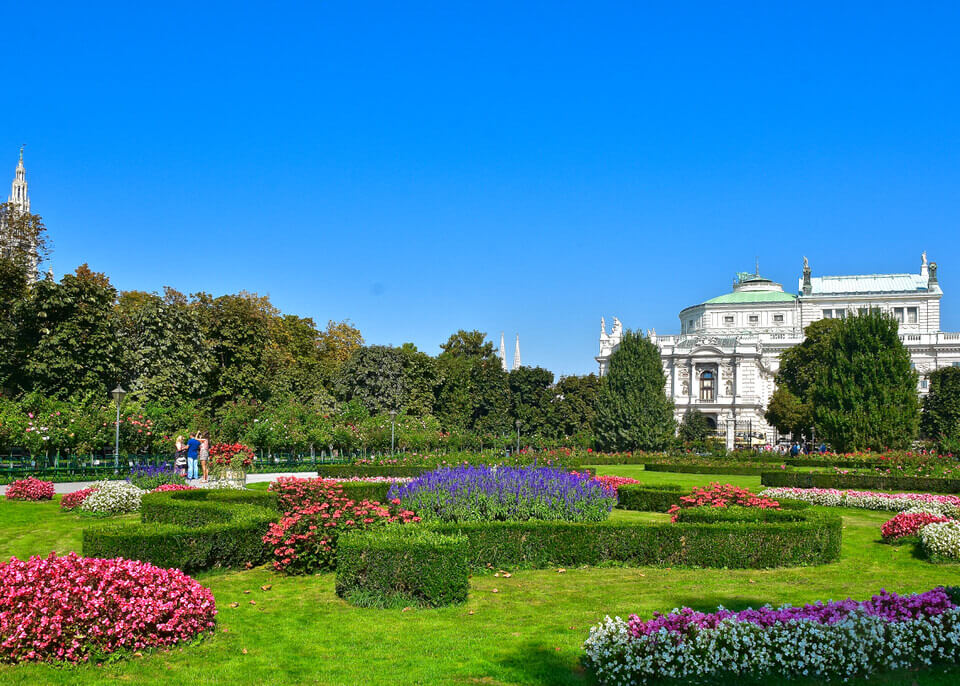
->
[790,442,800,457]
[198,433,210,482]
[185,433,202,481]
[174,435,188,476]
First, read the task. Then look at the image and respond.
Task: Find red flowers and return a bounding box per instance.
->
[881,512,951,541]
[666,483,781,523]
[592,475,642,491]
[151,483,198,493]
[60,487,97,511]
[0,552,216,663]
[264,478,420,574]
[5,477,54,501]
[209,442,255,468]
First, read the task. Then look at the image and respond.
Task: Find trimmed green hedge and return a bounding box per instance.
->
[761,471,960,494]
[425,505,840,571]
[336,481,392,503]
[336,527,469,608]
[582,455,656,465]
[644,463,769,476]
[616,484,684,512]
[312,465,594,479]
[82,489,279,572]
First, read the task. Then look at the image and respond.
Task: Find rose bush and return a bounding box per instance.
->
[60,487,97,511]
[0,552,216,663]
[667,483,780,522]
[881,511,952,541]
[5,477,54,501]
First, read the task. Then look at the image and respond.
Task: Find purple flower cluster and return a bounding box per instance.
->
[629,588,955,640]
[387,465,615,522]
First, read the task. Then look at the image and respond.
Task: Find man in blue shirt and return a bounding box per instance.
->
[185,433,202,480]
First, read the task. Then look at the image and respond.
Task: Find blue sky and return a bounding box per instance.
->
[4,2,959,376]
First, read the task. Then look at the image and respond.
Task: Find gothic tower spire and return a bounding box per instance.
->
[513,334,521,371]
[9,145,29,214]
[499,332,507,371]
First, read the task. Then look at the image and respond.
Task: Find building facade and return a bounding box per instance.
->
[597,255,960,446]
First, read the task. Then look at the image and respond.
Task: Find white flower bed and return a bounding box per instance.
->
[760,487,960,517]
[79,480,147,514]
[920,521,960,561]
[583,609,960,685]
[198,479,246,490]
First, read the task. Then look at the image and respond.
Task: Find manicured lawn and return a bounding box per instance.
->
[591,464,763,490]
[1,470,960,684]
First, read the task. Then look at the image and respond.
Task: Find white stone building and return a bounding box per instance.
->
[597,255,960,446]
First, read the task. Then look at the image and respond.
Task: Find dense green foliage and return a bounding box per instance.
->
[593,330,675,451]
[923,367,960,451]
[678,408,711,444]
[761,470,960,493]
[615,483,684,512]
[82,489,278,571]
[336,528,469,608]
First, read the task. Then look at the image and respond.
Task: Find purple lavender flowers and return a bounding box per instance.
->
[386,465,615,522]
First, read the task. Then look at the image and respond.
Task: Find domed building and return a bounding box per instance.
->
[597,255,960,447]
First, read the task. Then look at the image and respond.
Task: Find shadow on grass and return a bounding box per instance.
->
[497,643,591,686]
[666,595,776,614]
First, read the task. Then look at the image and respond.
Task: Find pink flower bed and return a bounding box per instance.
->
[667,483,780,523]
[0,552,216,663]
[592,475,643,491]
[881,512,952,541]
[5,477,54,501]
[60,487,97,511]
[151,483,198,493]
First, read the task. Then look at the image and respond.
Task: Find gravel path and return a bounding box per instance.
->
[0,472,318,496]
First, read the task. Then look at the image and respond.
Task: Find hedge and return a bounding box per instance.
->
[616,484,684,512]
[644,463,770,476]
[82,489,279,572]
[424,506,841,571]
[336,527,469,608]
[761,471,960,494]
[309,465,595,479]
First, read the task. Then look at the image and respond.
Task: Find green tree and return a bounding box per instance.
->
[508,366,555,439]
[0,257,31,392]
[435,331,510,435]
[764,386,809,440]
[336,345,407,415]
[922,367,960,449]
[679,408,711,444]
[553,374,601,445]
[810,311,918,452]
[0,202,50,272]
[593,330,675,451]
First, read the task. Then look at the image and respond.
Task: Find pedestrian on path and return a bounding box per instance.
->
[185,433,201,481]
[198,432,210,482]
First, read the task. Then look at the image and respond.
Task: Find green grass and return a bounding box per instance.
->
[0,471,959,684]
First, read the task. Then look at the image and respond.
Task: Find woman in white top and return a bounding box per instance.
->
[198,433,210,482]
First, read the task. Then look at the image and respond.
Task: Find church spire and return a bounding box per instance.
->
[499,332,507,371]
[9,145,29,214]
[513,334,521,371]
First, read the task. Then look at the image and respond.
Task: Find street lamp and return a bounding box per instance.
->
[515,419,521,453]
[389,409,397,456]
[110,385,126,467]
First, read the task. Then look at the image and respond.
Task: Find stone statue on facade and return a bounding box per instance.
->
[611,317,623,338]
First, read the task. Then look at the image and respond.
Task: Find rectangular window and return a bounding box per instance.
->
[911,363,916,370]
[822,309,833,319]
[724,315,734,325]
[834,309,846,320]
[774,314,784,323]
[748,315,758,324]
[858,307,868,316]
[953,362,960,368]
[894,307,905,323]
[907,307,918,324]
[921,379,928,389]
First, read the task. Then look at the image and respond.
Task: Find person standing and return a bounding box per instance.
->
[185,432,202,481]
[174,435,188,476]
[198,433,210,482]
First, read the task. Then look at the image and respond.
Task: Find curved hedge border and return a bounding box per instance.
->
[644,463,770,476]
[424,504,840,571]
[616,484,684,512]
[761,471,960,494]
[308,465,596,480]
[82,489,279,572]
[336,527,469,608]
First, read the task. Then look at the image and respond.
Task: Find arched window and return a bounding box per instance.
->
[700,370,715,401]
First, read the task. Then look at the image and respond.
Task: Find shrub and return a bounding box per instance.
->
[646,463,769,476]
[590,475,642,491]
[128,463,185,490]
[82,490,279,572]
[583,588,959,684]
[426,506,840,571]
[151,483,198,493]
[920,520,960,561]
[263,482,420,574]
[761,470,960,494]
[666,483,781,522]
[388,465,615,522]
[881,511,951,541]
[615,484,684,512]
[60,487,97,511]
[79,480,147,515]
[0,552,216,663]
[336,527,469,608]
[5,477,54,501]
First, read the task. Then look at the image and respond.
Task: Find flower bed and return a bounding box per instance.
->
[5,477,54,501]
[128,463,185,490]
[761,469,960,494]
[881,511,952,541]
[79,480,147,515]
[151,483,198,493]
[60,487,97,511]
[759,487,960,516]
[0,552,216,663]
[666,483,780,522]
[920,520,960,561]
[387,465,615,522]
[583,587,960,684]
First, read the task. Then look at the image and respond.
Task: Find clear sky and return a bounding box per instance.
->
[4,2,959,376]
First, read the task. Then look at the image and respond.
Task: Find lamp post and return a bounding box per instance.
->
[389,409,397,456]
[110,385,126,468]
[515,419,521,453]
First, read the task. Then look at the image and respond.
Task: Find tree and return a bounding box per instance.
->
[922,367,960,450]
[336,345,407,415]
[679,408,711,444]
[508,366,555,439]
[317,319,364,380]
[810,311,918,452]
[264,314,331,404]
[435,331,510,435]
[764,386,809,440]
[438,329,498,361]
[17,265,122,398]
[0,203,50,273]
[593,330,675,451]
[0,257,31,392]
[553,374,601,444]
